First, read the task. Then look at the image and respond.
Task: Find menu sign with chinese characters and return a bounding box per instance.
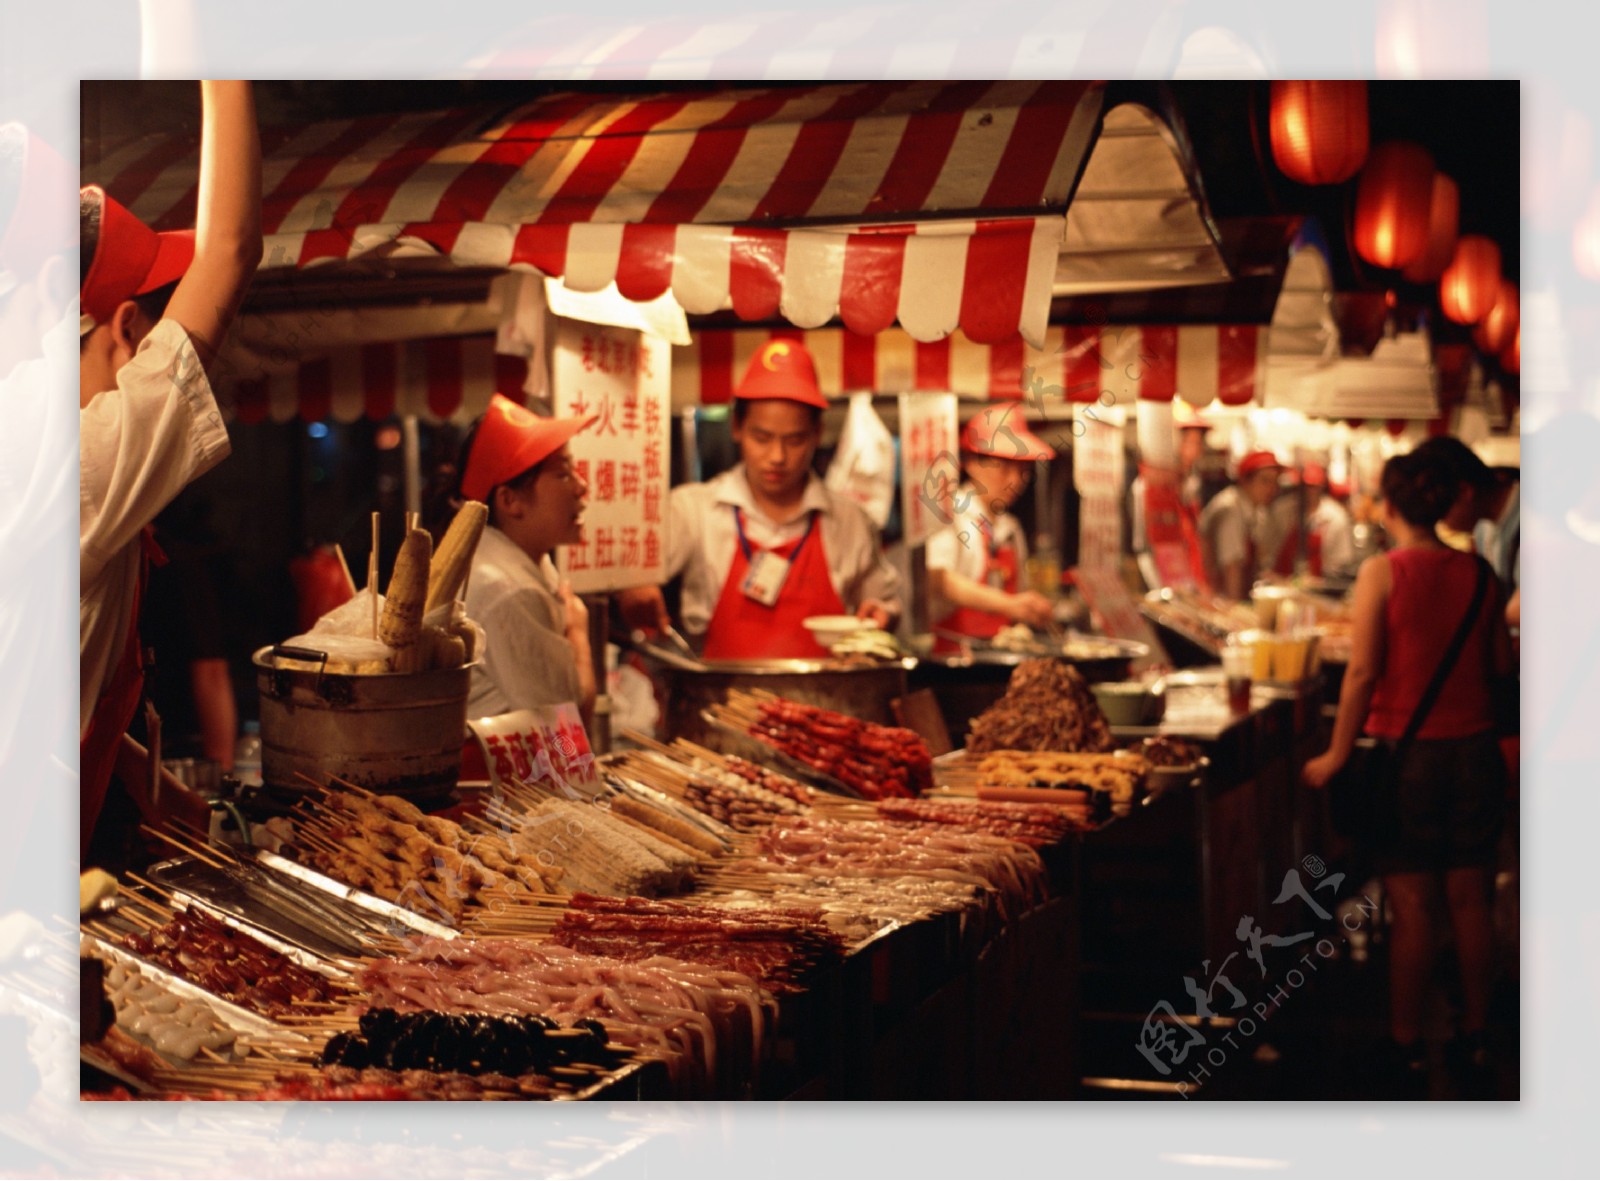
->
[1072,403,1126,571]
[467,705,600,796]
[553,319,672,593]
[897,393,960,548]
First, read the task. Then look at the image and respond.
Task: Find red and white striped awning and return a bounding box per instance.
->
[227,335,526,425]
[89,81,1105,348]
[673,323,1268,409]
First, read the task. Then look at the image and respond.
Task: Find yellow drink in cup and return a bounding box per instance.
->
[1253,637,1276,682]
[1276,636,1310,682]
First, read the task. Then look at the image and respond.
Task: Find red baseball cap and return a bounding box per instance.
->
[961,403,1057,462]
[461,393,595,503]
[1299,462,1328,487]
[734,339,827,409]
[79,185,195,335]
[1,124,75,292]
[1237,450,1285,479]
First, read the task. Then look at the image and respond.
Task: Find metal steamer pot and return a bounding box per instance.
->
[252,645,473,804]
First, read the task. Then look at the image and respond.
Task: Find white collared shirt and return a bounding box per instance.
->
[925,483,1028,621]
[80,319,231,737]
[464,525,581,717]
[665,466,902,638]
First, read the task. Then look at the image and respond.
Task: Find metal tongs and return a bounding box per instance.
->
[660,622,698,662]
[627,627,705,671]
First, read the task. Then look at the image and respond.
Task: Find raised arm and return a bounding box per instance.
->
[162,80,262,372]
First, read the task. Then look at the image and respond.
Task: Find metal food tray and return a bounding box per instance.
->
[141,858,358,980]
[630,634,916,675]
[78,929,304,1042]
[146,855,384,964]
[253,847,460,942]
[920,632,1147,669]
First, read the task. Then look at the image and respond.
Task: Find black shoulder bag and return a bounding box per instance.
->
[1329,556,1490,845]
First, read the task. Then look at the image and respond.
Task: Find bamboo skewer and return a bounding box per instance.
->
[370,512,381,640]
[333,542,357,597]
[140,823,229,869]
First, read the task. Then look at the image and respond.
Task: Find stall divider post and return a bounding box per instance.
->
[402,415,422,519]
[908,546,930,637]
[588,591,611,755]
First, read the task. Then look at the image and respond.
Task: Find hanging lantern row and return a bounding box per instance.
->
[1268,82,1520,349]
[1269,80,1370,185]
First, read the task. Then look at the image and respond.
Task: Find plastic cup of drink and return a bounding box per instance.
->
[1221,645,1253,714]
[1277,636,1309,682]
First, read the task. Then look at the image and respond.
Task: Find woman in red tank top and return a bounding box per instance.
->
[1303,449,1515,1092]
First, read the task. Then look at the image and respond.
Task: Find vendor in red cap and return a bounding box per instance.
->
[78,82,261,862]
[1268,462,1356,578]
[1198,449,1283,600]
[618,339,900,659]
[456,394,599,726]
[927,403,1057,648]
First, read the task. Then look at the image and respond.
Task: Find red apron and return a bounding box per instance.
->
[80,527,161,860]
[1272,525,1324,578]
[934,517,1019,653]
[701,507,847,661]
[1143,469,1209,592]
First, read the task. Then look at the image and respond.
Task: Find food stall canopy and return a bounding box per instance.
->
[1264,328,1440,420]
[86,81,1124,350]
[227,333,528,425]
[672,322,1267,409]
[1052,102,1232,296]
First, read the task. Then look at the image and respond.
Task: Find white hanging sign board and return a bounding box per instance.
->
[897,393,960,549]
[467,705,599,795]
[553,318,672,593]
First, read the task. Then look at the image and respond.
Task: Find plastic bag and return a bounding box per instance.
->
[825,393,897,528]
[275,589,487,674]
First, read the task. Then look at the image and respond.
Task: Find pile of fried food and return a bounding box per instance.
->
[964,659,1113,754]
[970,750,1146,809]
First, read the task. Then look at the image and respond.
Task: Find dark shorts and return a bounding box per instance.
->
[1375,730,1508,875]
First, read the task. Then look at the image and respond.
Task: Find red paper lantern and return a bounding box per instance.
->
[1501,327,1519,374]
[1270,80,1369,186]
[1354,141,1435,270]
[1401,173,1459,283]
[1439,235,1502,324]
[1473,280,1520,354]
[1576,184,1600,282]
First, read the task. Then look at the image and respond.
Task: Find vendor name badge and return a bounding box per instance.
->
[741,550,791,607]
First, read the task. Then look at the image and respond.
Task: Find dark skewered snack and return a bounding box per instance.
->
[321,1009,627,1077]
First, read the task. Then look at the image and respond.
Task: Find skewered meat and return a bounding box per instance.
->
[118,908,341,1018]
[547,894,845,996]
[742,698,932,799]
[874,798,1090,846]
